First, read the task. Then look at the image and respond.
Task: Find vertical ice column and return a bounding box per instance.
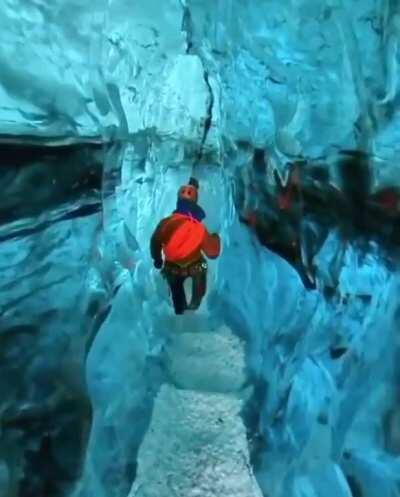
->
[128,323,263,497]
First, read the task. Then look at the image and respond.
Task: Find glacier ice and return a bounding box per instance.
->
[1,1,400,497]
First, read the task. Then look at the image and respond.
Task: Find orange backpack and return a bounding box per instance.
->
[163,214,206,262]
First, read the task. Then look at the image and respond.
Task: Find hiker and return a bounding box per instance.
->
[150,178,221,314]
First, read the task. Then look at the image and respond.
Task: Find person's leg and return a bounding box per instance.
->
[167,274,187,314]
[188,268,207,310]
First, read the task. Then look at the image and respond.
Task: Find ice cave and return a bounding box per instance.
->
[1,1,400,496]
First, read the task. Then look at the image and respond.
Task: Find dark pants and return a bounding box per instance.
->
[163,260,207,315]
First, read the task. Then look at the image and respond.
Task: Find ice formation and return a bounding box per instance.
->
[1,1,400,497]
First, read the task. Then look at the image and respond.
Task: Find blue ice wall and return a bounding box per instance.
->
[0,1,400,497]
[0,144,103,496]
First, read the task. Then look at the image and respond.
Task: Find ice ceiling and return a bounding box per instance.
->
[1,1,400,497]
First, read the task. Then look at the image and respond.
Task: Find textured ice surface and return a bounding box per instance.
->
[165,326,246,392]
[1,1,400,497]
[129,385,262,497]
[0,212,100,496]
[4,0,400,167]
[129,325,262,497]
[0,1,112,137]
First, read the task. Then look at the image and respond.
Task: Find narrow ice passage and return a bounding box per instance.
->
[125,168,264,496]
[75,147,400,497]
[3,1,400,496]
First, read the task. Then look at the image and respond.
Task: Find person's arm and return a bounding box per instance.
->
[150,220,165,268]
[202,230,221,259]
